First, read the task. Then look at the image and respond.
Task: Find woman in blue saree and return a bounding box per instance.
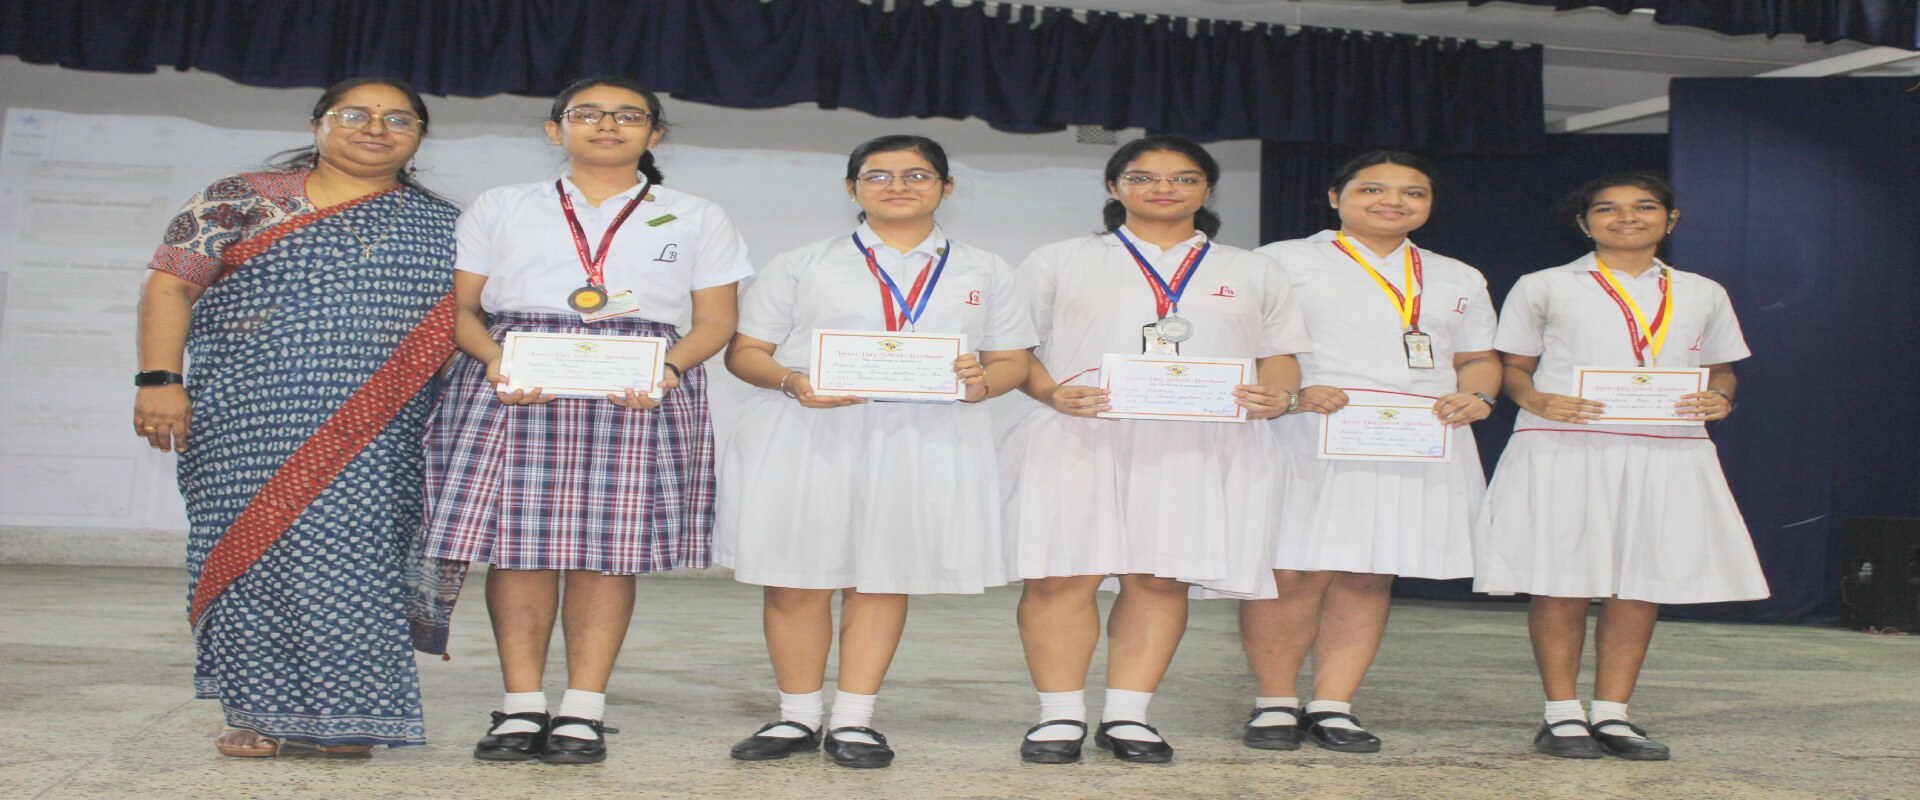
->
[132,77,460,758]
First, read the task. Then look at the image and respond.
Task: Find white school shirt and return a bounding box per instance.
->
[1021,228,1312,382]
[456,177,754,320]
[1494,253,1750,434]
[1254,230,1496,397]
[736,223,1038,370]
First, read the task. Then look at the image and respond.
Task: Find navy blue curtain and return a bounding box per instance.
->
[1665,77,1920,623]
[1401,0,1919,48]
[0,0,1545,152]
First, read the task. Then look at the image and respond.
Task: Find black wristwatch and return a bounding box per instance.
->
[135,370,184,387]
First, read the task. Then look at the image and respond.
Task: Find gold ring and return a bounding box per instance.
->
[142,425,157,432]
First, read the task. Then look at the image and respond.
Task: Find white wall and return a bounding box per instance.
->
[0,56,1262,566]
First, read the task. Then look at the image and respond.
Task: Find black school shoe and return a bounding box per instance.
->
[1093,720,1174,763]
[730,721,822,761]
[1302,710,1382,753]
[825,726,895,769]
[1019,720,1087,764]
[1591,721,1672,761]
[473,711,549,762]
[1241,706,1305,751]
[539,716,616,764]
[1533,720,1605,759]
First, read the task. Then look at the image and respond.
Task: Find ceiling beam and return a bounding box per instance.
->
[1547,46,1920,133]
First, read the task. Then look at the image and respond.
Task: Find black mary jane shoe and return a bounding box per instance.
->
[1591,721,1671,761]
[825,726,894,769]
[539,716,617,764]
[473,711,550,762]
[1302,710,1382,753]
[729,721,822,761]
[1093,720,1174,764]
[1241,706,1305,751]
[1533,720,1605,759]
[1019,720,1088,764]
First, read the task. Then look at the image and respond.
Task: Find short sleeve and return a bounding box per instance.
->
[689,204,754,290]
[1016,245,1061,347]
[147,177,269,286]
[1457,280,1499,352]
[1694,279,1752,364]
[1256,254,1313,357]
[976,253,1039,352]
[453,190,500,277]
[734,247,802,345]
[1493,273,1548,356]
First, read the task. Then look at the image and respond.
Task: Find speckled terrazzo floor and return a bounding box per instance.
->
[3,565,1915,800]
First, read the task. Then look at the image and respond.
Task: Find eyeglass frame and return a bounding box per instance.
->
[323,107,425,134]
[560,106,657,127]
[853,170,945,191]
[1115,172,1207,190]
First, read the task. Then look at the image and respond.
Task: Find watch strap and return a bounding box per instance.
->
[135,370,184,387]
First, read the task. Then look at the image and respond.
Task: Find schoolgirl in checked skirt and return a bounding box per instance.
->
[419,76,752,765]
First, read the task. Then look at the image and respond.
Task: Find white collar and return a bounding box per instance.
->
[854,222,949,259]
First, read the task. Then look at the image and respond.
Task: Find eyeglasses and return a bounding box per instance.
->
[561,107,655,127]
[1118,173,1205,190]
[855,171,942,190]
[325,107,424,134]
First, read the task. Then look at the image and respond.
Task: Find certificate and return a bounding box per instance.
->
[1317,389,1450,462]
[499,331,669,399]
[1097,354,1252,423]
[809,329,968,403]
[1573,366,1708,426]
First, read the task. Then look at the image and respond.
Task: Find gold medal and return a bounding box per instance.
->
[568,284,609,313]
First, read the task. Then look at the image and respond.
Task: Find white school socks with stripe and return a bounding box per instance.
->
[760,690,824,738]
[1545,699,1589,736]
[1029,689,1088,741]
[553,689,606,740]
[491,691,547,735]
[1251,696,1302,727]
[1100,688,1161,742]
[828,690,880,745]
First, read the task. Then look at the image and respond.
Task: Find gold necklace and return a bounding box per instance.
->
[339,191,411,260]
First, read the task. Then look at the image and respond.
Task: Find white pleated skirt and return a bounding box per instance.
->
[1266,414,1482,580]
[996,404,1279,598]
[715,390,1008,595]
[1473,428,1769,604]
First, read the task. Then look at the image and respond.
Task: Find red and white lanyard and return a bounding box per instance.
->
[556,178,649,287]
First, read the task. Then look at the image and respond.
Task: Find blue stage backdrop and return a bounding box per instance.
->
[1665,77,1920,624]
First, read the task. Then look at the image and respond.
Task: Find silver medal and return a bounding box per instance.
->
[1154,314,1194,343]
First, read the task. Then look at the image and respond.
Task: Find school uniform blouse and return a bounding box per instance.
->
[455,177,753,318]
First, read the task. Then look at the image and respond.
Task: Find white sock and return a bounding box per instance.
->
[1305,700,1361,730]
[1100,688,1161,743]
[1544,699,1588,737]
[1029,689,1087,741]
[1589,700,1643,738]
[1251,696,1301,727]
[552,689,606,740]
[828,690,879,745]
[762,690,823,738]
[491,691,546,735]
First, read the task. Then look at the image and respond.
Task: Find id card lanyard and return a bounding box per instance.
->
[1332,232,1432,368]
[852,232,950,332]
[1114,228,1208,355]
[1590,256,1672,367]
[557,178,649,316]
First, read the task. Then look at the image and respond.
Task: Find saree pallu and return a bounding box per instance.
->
[176,186,457,747]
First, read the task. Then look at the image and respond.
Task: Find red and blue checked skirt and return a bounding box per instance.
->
[421,312,714,574]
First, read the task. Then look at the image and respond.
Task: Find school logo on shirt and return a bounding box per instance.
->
[1212,285,1235,297]
[655,243,679,262]
[1378,409,1400,420]
[966,290,982,306]
[573,342,599,354]
[1632,375,1653,385]
[1455,298,1469,314]
[878,339,904,352]
[1165,365,1189,377]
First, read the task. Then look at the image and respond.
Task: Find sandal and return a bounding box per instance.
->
[214,729,280,758]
